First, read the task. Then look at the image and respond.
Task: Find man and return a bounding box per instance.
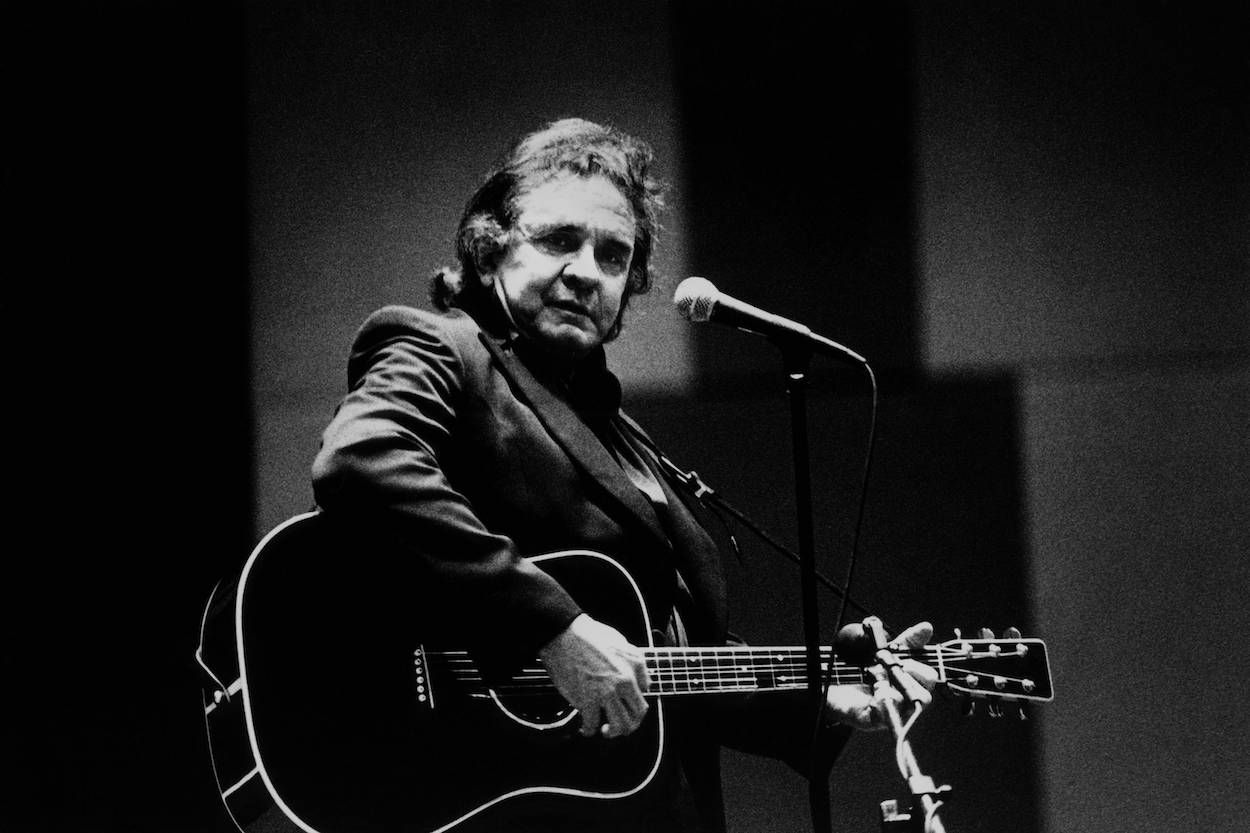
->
[312,117,934,832]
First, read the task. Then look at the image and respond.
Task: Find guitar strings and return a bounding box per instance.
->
[417,645,1041,697]
[428,654,871,696]
[424,645,1029,669]
[423,644,1034,659]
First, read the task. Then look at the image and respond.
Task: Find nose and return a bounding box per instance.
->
[561,241,604,287]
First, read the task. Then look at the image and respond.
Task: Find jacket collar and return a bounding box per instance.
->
[477,331,671,553]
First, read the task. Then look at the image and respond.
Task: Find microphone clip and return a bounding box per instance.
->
[683,468,716,500]
[862,617,928,706]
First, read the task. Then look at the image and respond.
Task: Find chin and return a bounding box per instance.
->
[535,325,601,357]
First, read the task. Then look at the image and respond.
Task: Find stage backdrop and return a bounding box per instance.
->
[20,3,1243,832]
[244,3,1248,833]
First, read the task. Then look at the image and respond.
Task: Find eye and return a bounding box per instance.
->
[532,229,580,255]
[597,242,632,275]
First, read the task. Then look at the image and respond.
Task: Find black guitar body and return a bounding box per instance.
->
[198,512,666,833]
[200,514,1054,831]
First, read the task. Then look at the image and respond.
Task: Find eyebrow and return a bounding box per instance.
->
[525,222,633,247]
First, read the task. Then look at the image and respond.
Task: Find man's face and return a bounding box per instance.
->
[487,173,636,357]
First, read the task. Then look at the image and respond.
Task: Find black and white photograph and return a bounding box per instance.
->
[13,2,1247,832]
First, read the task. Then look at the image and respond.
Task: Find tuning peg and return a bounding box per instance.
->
[978,627,995,640]
[960,696,976,718]
[1005,626,1022,639]
[1017,705,1028,721]
[987,702,1003,718]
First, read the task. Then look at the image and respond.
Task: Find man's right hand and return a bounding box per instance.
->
[538,614,650,739]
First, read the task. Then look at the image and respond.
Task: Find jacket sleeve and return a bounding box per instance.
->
[311,307,583,681]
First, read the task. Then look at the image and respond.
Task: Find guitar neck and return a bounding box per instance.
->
[428,638,1051,704]
[643,638,1051,702]
[644,645,872,696]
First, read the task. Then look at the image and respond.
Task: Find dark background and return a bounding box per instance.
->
[13,3,250,830]
[13,2,1246,832]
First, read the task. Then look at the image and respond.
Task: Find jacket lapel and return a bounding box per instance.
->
[619,414,728,641]
[479,334,671,552]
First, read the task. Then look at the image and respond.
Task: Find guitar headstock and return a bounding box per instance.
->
[935,627,1053,708]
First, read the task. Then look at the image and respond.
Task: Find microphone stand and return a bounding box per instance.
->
[860,617,951,833]
[641,309,879,833]
[778,340,833,833]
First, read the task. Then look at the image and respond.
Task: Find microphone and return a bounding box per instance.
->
[673,277,866,364]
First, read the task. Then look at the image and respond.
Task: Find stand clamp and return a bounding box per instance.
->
[856,617,952,833]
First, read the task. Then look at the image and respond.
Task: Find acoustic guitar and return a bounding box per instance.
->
[197,511,1052,833]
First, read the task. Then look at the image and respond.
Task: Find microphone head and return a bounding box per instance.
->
[673,276,720,322]
[834,623,874,663]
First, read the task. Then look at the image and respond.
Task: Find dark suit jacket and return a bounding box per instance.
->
[311,305,848,831]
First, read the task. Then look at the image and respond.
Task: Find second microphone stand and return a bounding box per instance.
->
[860,617,951,833]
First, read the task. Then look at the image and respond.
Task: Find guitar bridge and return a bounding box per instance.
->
[413,645,434,709]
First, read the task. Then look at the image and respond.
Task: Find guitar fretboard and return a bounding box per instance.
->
[643,647,859,694]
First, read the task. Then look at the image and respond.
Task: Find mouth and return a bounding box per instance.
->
[548,300,592,319]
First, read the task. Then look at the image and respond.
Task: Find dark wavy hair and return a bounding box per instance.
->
[429,118,665,342]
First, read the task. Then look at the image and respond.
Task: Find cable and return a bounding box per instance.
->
[819,359,880,703]
[619,419,872,616]
[833,361,879,638]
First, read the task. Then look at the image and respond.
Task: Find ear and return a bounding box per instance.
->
[470,234,506,287]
